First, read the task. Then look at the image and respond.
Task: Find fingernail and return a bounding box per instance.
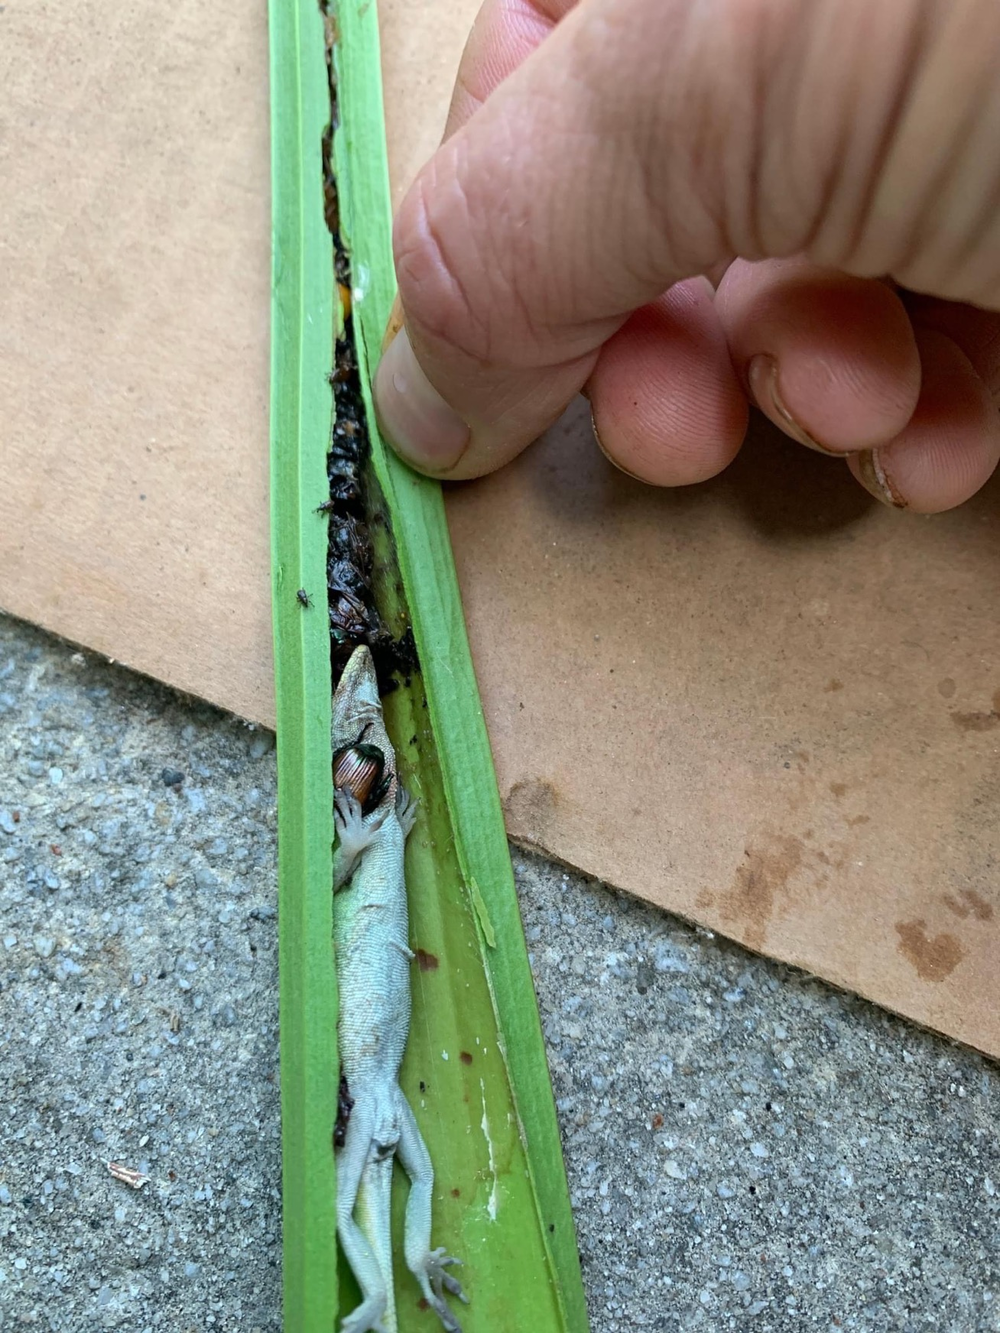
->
[855,448,907,508]
[590,409,645,482]
[373,326,470,472]
[382,293,405,354]
[747,354,841,456]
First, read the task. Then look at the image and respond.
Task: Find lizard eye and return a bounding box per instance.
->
[333,743,385,808]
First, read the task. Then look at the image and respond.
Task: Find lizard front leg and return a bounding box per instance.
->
[333,787,390,891]
[394,1088,467,1332]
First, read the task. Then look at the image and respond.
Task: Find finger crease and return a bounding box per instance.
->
[845,0,931,265]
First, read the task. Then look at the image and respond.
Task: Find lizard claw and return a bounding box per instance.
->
[431,1251,466,1300]
[396,784,418,837]
[334,786,364,834]
[336,786,390,839]
[414,1248,468,1329]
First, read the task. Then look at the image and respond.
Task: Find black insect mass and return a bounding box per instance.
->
[319,22,415,693]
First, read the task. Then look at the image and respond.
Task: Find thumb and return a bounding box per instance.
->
[374,0,1000,479]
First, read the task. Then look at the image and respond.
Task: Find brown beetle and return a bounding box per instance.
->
[333,741,390,814]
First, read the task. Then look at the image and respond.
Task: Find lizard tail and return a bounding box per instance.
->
[356,1154,397,1333]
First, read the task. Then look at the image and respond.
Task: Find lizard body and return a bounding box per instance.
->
[331,646,466,1333]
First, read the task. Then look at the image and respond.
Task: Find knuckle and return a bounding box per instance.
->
[757,0,1000,299]
[392,137,552,371]
[393,159,493,363]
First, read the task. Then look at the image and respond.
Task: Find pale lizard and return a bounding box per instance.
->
[331,645,467,1333]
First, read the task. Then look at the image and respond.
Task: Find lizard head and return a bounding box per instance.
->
[332,644,381,731]
[331,645,397,801]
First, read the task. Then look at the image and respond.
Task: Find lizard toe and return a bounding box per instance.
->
[339,1298,389,1333]
[418,1249,468,1315]
[334,787,364,834]
[427,1298,462,1333]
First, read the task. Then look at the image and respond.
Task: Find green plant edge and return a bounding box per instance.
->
[269,1,340,1329]
[331,3,590,1330]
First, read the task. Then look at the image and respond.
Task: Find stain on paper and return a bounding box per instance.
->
[895,920,964,982]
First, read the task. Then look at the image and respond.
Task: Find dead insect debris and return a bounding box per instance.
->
[318,0,416,695]
[106,1162,150,1190]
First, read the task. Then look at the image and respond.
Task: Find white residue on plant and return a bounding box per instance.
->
[480,1078,499,1222]
[352,263,369,307]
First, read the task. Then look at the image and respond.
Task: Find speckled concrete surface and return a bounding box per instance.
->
[1,612,997,1332]
[516,851,1000,1331]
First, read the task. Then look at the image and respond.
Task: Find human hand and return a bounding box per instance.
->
[372,0,1000,513]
